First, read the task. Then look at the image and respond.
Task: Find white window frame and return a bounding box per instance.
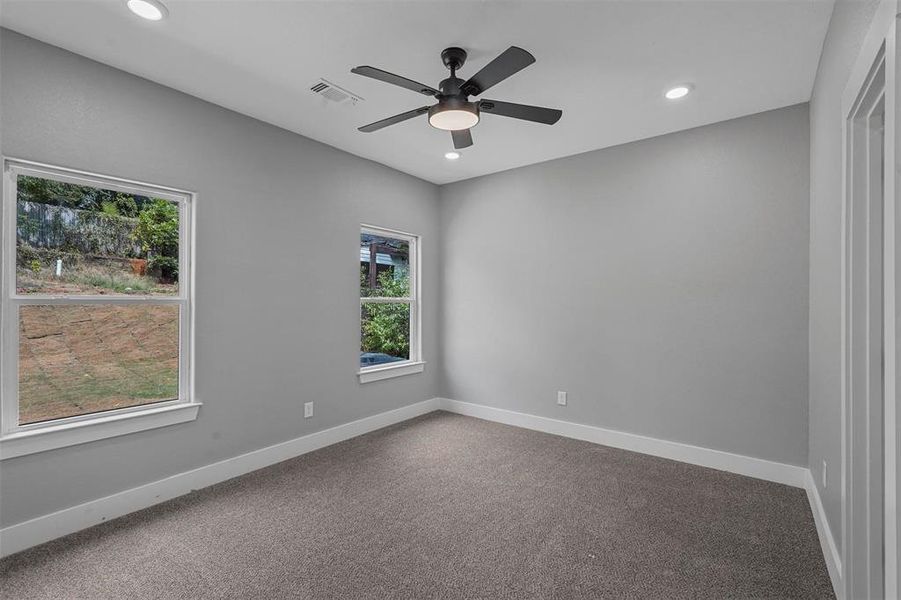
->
[0,158,199,459]
[358,224,424,383]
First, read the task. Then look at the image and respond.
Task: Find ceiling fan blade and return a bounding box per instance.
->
[358,106,430,132]
[451,129,473,149]
[351,66,439,96]
[479,99,562,125]
[460,46,535,96]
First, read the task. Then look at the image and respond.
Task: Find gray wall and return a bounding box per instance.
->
[808,0,881,555]
[439,104,811,466]
[0,30,441,527]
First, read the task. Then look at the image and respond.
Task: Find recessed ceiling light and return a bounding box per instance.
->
[126,0,168,21]
[665,85,692,100]
[445,151,461,160]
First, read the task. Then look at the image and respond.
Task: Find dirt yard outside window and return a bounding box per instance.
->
[17,304,179,425]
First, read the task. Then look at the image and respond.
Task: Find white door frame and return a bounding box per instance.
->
[841,1,900,598]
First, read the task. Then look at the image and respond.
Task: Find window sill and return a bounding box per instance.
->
[0,402,201,460]
[358,361,425,384]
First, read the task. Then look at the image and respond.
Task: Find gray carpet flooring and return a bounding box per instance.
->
[1,411,834,599]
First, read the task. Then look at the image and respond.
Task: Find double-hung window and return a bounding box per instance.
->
[0,159,197,459]
[358,224,423,382]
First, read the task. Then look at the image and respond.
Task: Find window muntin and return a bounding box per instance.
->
[359,226,420,372]
[2,160,193,435]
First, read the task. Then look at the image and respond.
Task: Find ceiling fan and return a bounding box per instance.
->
[351,46,562,150]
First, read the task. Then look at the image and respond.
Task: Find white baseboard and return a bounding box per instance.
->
[437,398,808,488]
[804,470,843,599]
[0,398,441,558]
[0,393,832,582]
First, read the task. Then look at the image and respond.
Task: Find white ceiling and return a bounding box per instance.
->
[1,0,834,185]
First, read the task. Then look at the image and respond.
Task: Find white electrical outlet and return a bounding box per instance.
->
[822,460,828,489]
[304,402,314,419]
[557,391,567,406]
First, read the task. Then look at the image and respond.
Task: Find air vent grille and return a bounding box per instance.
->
[310,79,363,105]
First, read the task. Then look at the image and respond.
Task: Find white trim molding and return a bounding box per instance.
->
[358,360,425,383]
[0,158,197,456]
[0,398,440,558]
[839,2,900,596]
[806,470,844,599]
[358,223,423,383]
[437,399,807,488]
[0,401,201,460]
[1,394,834,584]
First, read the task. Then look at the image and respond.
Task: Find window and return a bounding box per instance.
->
[0,159,197,458]
[358,225,423,383]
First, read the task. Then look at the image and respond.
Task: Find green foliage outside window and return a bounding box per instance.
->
[18,175,142,216]
[362,270,410,359]
[134,199,179,281]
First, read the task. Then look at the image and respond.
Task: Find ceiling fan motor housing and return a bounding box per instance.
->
[438,76,465,97]
[431,65,479,131]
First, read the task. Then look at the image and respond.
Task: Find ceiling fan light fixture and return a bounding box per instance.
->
[428,100,479,131]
